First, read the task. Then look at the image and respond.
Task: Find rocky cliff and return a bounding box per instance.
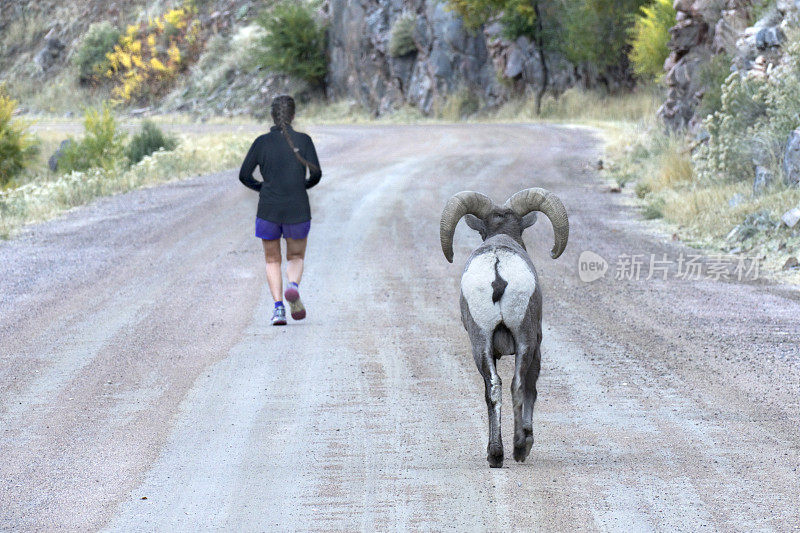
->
[660,0,800,130]
[2,0,623,116]
[324,0,589,115]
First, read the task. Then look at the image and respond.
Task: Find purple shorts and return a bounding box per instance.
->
[255,218,311,240]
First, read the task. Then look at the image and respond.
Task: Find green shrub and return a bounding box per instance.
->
[693,41,800,186]
[642,196,665,219]
[389,15,417,57]
[254,2,327,87]
[126,121,178,164]
[695,54,732,119]
[693,73,769,184]
[498,3,539,42]
[0,85,39,187]
[73,22,121,83]
[750,0,776,24]
[635,180,651,198]
[628,0,675,81]
[59,103,127,173]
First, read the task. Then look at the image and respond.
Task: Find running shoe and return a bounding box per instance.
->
[284,283,306,320]
[271,305,287,326]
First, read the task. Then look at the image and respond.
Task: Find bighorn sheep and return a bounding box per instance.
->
[440,188,569,467]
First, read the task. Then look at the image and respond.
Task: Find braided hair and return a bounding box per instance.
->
[271,95,319,172]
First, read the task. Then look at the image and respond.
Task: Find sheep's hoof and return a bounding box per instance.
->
[487,443,504,468]
[513,434,534,462]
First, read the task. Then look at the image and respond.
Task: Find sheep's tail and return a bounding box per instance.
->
[491,257,507,303]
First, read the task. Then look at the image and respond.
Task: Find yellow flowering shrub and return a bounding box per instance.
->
[105,1,202,103]
[0,84,39,187]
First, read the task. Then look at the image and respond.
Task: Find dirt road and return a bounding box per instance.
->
[1,124,798,531]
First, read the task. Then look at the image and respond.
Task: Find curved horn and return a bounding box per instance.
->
[504,188,569,259]
[440,191,495,263]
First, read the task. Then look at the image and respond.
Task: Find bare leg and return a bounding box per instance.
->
[261,239,283,302]
[285,237,307,284]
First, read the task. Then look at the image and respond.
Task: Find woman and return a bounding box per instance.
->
[239,95,322,326]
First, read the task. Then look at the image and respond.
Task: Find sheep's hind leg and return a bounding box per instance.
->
[514,342,541,462]
[512,334,539,462]
[473,337,503,468]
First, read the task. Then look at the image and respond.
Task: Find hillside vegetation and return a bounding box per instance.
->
[0,0,798,278]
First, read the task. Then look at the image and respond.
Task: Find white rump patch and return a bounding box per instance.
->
[461,249,536,333]
[461,253,502,331]
[496,251,536,330]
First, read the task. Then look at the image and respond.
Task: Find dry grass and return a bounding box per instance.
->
[657,183,800,240]
[655,182,800,283]
[0,12,49,58]
[0,132,251,238]
[6,69,111,115]
[601,111,800,283]
[298,100,429,125]
[494,86,663,124]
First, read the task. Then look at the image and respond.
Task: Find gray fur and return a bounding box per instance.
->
[449,201,556,468]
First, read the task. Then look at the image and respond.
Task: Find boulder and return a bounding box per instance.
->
[668,20,707,52]
[756,26,785,49]
[504,46,525,79]
[48,139,73,172]
[34,33,66,72]
[727,210,776,242]
[661,1,764,130]
[782,256,799,270]
[782,128,800,186]
[781,206,800,228]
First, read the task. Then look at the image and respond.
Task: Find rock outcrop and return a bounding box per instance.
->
[783,128,800,186]
[326,0,501,114]
[3,0,631,116]
[34,30,66,73]
[660,0,800,130]
[660,0,750,130]
[325,0,594,115]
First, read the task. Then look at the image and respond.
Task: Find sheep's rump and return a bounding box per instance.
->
[460,249,537,334]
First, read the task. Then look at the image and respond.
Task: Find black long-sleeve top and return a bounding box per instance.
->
[239,125,322,224]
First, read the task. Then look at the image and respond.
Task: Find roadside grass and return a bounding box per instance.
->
[0,133,250,238]
[7,85,798,282]
[5,69,111,115]
[600,110,800,282]
[1,88,663,239]
[494,86,663,124]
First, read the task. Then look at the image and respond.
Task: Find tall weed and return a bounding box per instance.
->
[0,84,39,188]
[58,104,127,173]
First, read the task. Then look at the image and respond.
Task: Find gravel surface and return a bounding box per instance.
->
[1,124,798,531]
